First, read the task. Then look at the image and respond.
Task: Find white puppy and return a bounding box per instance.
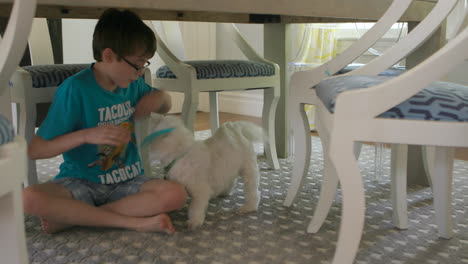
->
[142,114,262,229]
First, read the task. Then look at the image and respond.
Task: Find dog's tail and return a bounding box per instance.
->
[221,121,263,143]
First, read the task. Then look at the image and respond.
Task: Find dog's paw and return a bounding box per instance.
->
[238,204,258,214]
[187,218,204,230]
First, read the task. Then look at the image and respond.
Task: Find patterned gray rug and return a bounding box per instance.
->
[27,131,468,264]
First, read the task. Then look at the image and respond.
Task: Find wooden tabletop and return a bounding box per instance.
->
[0,0,436,23]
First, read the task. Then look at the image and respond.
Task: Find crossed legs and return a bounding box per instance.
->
[22,178,187,234]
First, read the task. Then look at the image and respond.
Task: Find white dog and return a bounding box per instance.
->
[142,114,262,229]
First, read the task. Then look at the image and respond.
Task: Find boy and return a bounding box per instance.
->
[23,9,187,234]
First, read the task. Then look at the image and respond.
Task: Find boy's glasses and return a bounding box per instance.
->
[122,57,151,73]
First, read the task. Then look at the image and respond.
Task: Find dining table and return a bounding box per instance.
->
[0,0,439,181]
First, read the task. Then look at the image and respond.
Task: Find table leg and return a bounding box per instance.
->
[263,23,293,158]
[406,22,446,187]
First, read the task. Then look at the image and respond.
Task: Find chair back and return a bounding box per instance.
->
[154,21,185,60]
[350,0,460,76]
[219,23,267,63]
[455,5,468,35]
[145,21,190,78]
[28,18,55,65]
[0,0,36,93]
[290,0,413,90]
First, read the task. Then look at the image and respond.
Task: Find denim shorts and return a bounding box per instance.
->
[51,176,153,206]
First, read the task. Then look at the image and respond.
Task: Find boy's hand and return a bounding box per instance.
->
[83,124,131,146]
[134,90,172,119]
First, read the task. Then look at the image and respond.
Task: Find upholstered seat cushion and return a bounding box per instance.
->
[335,63,406,77]
[0,114,15,145]
[23,64,89,88]
[316,75,468,121]
[156,60,275,79]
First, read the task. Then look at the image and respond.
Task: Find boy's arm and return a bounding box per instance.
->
[133,90,172,119]
[29,124,131,160]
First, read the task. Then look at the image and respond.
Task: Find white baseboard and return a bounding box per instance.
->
[218,91,263,117]
[168,91,263,118]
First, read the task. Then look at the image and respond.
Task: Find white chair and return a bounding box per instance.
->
[287,0,462,236]
[0,0,35,263]
[284,0,414,206]
[150,22,280,170]
[9,18,88,186]
[296,2,467,263]
[310,0,461,234]
[312,20,468,263]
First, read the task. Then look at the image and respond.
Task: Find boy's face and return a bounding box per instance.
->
[107,49,151,88]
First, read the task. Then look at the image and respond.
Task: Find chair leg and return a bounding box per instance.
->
[423,146,454,239]
[284,102,311,206]
[18,98,38,186]
[330,137,365,264]
[209,91,219,135]
[307,115,341,233]
[135,117,152,177]
[421,145,435,188]
[353,142,362,159]
[11,103,19,134]
[262,87,280,170]
[308,152,338,233]
[0,186,28,264]
[390,144,408,229]
[181,90,198,132]
[308,118,362,233]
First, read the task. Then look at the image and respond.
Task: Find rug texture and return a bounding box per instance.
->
[27,131,468,264]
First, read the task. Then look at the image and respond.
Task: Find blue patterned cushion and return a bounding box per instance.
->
[316,75,468,121]
[316,75,393,112]
[0,114,14,145]
[156,60,275,79]
[335,64,406,77]
[22,64,89,88]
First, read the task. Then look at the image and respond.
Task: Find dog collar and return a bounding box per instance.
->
[140,127,175,148]
[164,151,189,177]
[164,159,177,174]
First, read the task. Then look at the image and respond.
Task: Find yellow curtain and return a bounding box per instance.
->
[293,24,338,130]
[296,24,338,65]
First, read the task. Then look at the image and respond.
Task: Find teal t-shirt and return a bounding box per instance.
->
[37,64,154,184]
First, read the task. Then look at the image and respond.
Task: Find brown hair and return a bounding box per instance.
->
[92,8,156,61]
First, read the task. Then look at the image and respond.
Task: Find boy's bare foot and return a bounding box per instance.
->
[134,213,175,234]
[41,214,175,234]
[40,217,73,234]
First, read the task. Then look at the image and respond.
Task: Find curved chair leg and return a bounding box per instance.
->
[307,115,338,232]
[424,146,454,239]
[307,116,363,233]
[181,90,198,132]
[209,91,219,135]
[308,156,339,233]
[330,138,365,264]
[284,102,311,206]
[390,144,408,229]
[262,87,280,170]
